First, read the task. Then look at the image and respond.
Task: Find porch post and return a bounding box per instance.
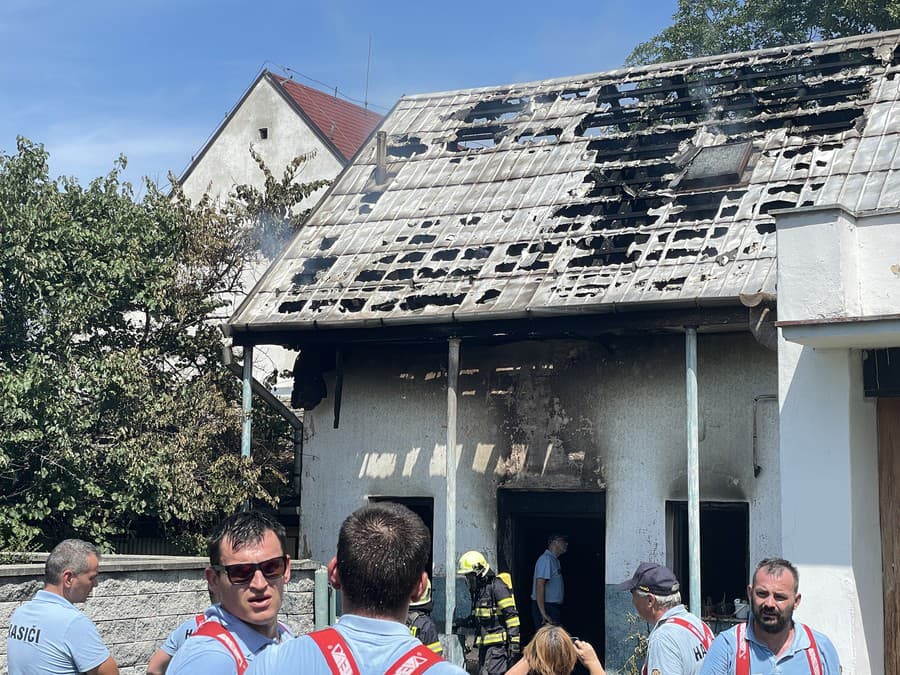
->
[241,345,253,459]
[444,338,461,658]
[685,327,701,615]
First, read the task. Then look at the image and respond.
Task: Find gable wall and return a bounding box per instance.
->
[181,77,343,208]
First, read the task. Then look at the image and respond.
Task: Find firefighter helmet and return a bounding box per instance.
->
[457,550,490,576]
[410,577,433,608]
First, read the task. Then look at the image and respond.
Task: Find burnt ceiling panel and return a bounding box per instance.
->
[230,31,900,335]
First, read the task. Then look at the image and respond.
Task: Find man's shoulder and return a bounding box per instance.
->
[168,626,242,675]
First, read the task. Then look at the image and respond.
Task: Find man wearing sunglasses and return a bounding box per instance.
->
[168,511,294,675]
[248,502,466,675]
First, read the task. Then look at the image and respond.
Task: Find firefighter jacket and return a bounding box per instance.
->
[407,609,443,655]
[470,573,520,652]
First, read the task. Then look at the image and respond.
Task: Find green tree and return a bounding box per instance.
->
[627,0,900,65]
[0,138,308,552]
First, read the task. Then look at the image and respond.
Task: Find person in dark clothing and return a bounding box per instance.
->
[457,551,520,675]
[407,577,443,655]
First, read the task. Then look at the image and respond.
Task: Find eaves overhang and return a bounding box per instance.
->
[777,314,900,349]
[226,298,751,347]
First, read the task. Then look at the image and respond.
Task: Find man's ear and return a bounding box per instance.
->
[746,584,753,602]
[205,567,220,593]
[283,555,292,583]
[327,557,341,589]
[794,592,801,609]
[61,569,75,588]
[411,571,428,602]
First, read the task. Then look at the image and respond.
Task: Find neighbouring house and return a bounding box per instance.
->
[180,68,381,390]
[225,31,900,673]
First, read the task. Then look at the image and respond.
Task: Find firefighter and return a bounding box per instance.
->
[408,577,443,655]
[457,551,520,675]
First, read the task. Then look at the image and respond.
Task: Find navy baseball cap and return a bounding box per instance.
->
[616,562,680,594]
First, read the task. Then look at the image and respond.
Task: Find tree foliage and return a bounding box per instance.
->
[627,0,900,65]
[0,138,311,552]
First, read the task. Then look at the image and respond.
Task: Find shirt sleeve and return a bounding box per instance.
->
[168,636,239,675]
[161,617,197,656]
[815,632,842,675]
[416,616,444,654]
[534,555,552,581]
[646,629,687,675]
[699,632,733,675]
[65,614,110,673]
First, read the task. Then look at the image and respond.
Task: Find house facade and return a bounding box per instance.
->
[226,32,900,673]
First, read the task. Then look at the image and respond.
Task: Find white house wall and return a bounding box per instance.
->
[297,332,777,669]
[181,76,343,207]
[778,337,882,674]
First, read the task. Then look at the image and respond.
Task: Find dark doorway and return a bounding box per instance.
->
[666,501,749,616]
[497,490,606,658]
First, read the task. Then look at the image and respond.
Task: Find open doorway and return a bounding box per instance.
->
[497,490,606,657]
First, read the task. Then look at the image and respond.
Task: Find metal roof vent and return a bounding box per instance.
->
[673,141,752,190]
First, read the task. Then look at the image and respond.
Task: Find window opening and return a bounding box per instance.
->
[258,127,269,140]
[666,500,749,626]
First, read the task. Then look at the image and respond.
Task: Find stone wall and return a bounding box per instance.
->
[0,554,320,675]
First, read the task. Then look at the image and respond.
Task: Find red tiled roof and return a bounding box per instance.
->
[272,74,382,162]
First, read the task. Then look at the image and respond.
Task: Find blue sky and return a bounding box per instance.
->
[1,0,677,189]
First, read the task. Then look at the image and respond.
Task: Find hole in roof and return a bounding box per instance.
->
[278,300,306,313]
[400,293,466,311]
[340,298,366,313]
[517,128,562,144]
[463,98,530,124]
[388,135,428,158]
[291,257,336,286]
[476,289,501,304]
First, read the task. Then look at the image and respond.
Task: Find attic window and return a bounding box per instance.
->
[676,142,752,190]
[258,128,269,140]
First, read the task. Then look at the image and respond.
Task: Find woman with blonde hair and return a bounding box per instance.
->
[509,625,606,675]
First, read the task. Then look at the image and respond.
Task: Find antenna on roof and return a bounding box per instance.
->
[365,35,372,110]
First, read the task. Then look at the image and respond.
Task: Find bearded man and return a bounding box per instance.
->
[700,558,840,675]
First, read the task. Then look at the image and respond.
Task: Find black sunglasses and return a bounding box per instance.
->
[212,555,287,585]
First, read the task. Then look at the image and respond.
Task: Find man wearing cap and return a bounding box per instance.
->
[699,558,840,675]
[531,534,567,627]
[618,562,713,675]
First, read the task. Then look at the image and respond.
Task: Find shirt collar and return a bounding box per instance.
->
[212,605,285,651]
[746,620,810,655]
[337,613,415,637]
[653,604,686,630]
[35,589,76,609]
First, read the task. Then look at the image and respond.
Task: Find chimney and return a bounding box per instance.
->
[375,131,387,185]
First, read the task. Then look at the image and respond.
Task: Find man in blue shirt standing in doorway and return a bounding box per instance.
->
[531,533,567,627]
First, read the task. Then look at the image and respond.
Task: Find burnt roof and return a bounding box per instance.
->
[227,31,900,343]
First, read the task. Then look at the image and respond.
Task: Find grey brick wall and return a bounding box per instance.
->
[0,555,320,675]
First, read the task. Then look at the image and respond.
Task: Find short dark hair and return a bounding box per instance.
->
[337,502,430,614]
[752,557,799,594]
[207,510,287,566]
[45,539,100,585]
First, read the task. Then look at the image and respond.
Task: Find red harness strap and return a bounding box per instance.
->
[194,614,208,627]
[192,621,250,675]
[640,617,715,675]
[735,623,823,675]
[310,627,443,675]
[668,617,714,649]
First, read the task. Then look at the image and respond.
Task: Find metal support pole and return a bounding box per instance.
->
[241,346,253,459]
[685,327,701,615]
[444,338,461,659]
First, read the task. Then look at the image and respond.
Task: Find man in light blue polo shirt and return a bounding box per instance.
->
[700,558,840,675]
[7,539,118,675]
[167,511,294,675]
[617,562,712,675]
[247,502,466,675]
[531,533,567,627]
